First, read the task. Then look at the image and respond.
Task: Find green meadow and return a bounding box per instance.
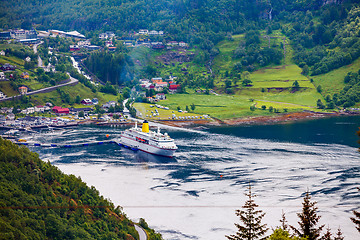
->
[133,102,204,121]
[312,57,360,96]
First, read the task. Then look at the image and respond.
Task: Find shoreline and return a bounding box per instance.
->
[156,111,359,128]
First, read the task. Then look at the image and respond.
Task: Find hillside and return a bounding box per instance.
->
[1,0,360,116]
[0,137,162,239]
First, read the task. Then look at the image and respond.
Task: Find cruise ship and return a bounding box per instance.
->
[119,120,177,157]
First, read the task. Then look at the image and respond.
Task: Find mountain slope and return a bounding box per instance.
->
[0,137,144,239]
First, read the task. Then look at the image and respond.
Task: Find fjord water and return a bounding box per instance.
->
[28,115,360,240]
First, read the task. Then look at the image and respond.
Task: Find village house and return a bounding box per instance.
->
[149,30,158,35]
[155,93,166,100]
[52,106,69,115]
[0,107,13,114]
[35,105,45,113]
[167,41,178,46]
[151,77,163,83]
[0,72,5,80]
[26,107,35,114]
[92,98,99,105]
[69,45,81,51]
[85,45,101,51]
[105,40,113,47]
[138,29,149,35]
[151,42,165,49]
[99,33,107,39]
[81,98,93,105]
[155,81,168,89]
[25,56,31,62]
[18,86,28,95]
[146,97,155,103]
[0,50,5,56]
[6,113,15,121]
[21,72,30,79]
[99,32,115,39]
[139,79,150,84]
[169,84,181,93]
[179,41,188,48]
[69,107,93,115]
[0,91,6,98]
[1,63,16,71]
[77,39,91,46]
[102,101,117,109]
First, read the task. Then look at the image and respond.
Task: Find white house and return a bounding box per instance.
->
[0,91,6,98]
[149,30,159,35]
[179,41,188,47]
[35,105,45,112]
[0,72,5,80]
[99,33,108,39]
[25,56,31,62]
[6,113,15,120]
[0,50,5,56]
[139,29,149,35]
[78,39,91,46]
[26,107,35,114]
[155,93,166,100]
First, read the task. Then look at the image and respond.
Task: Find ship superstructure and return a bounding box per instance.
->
[119,120,177,157]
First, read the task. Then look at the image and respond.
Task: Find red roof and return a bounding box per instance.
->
[56,108,69,114]
[169,84,181,90]
[52,106,69,114]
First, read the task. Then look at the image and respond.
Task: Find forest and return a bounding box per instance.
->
[0,138,162,240]
[1,0,360,109]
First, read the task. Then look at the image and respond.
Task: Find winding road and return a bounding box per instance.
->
[134,225,148,240]
[0,74,78,102]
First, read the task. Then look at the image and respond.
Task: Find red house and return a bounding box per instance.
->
[169,84,181,92]
[52,106,69,115]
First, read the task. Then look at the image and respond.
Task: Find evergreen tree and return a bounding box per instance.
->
[334,227,344,240]
[280,210,288,231]
[226,184,268,240]
[320,226,332,240]
[351,130,360,233]
[290,191,324,240]
[351,209,360,232]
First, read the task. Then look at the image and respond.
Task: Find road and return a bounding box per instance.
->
[33,41,44,68]
[0,74,78,102]
[134,225,147,240]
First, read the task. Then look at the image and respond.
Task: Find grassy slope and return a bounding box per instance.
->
[134,101,204,120]
[156,33,322,120]
[312,57,360,96]
[30,82,118,106]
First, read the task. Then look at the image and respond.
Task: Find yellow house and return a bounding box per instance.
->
[21,72,29,79]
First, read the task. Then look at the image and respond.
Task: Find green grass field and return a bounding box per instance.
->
[312,57,360,96]
[134,102,205,120]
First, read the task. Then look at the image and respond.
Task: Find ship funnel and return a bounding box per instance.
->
[142,120,149,133]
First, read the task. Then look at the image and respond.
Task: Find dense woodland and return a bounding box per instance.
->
[1,0,359,72]
[2,1,360,75]
[1,0,360,108]
[0,138,162,240]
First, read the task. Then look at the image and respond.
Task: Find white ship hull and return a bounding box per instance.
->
[120,135,176,157]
